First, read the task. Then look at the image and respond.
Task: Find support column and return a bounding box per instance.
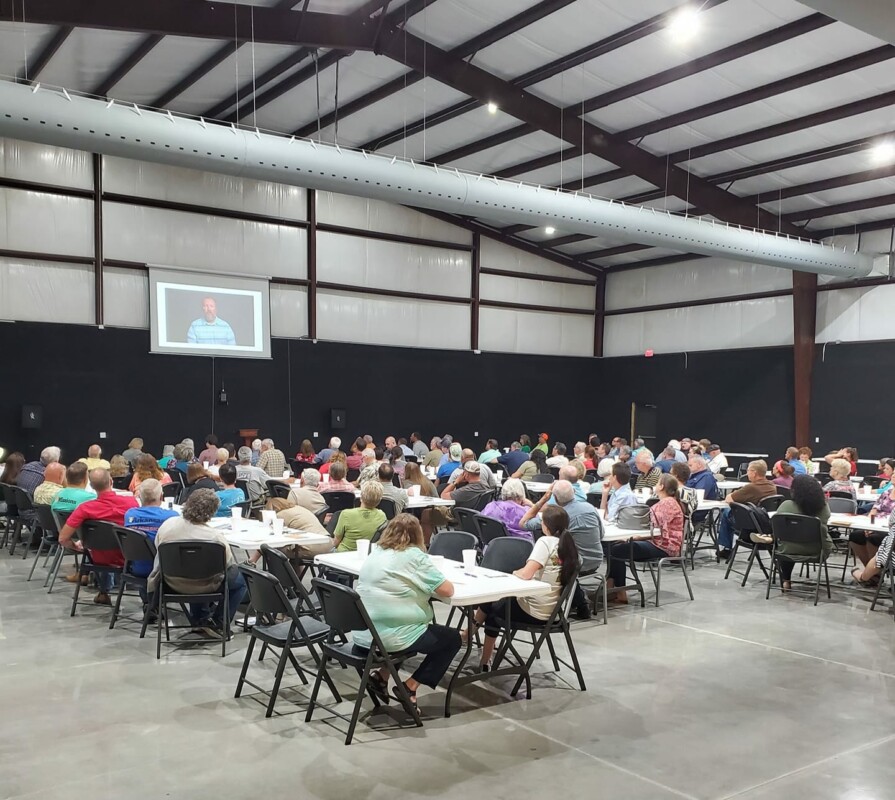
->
[307,188,317,340]
[593,273,605,357]
[93,153,104,326]
[792,270,817,446]
[471,232,480,351]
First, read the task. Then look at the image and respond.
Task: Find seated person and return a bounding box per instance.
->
[378,463,409,514]
[171,444,193,475]
[129,454,173,493]
[51,462,95,515]
[582,445,597,471]
[318,450,345,477]
[33,462,66,506]
[123,478,179,603]
[546,442,569,469]
[670,462,698,520]
[478,439,501,465]
[181,463,220,501]
[215,464,246,517]
[784,446,807,475]
[470,505,579,671]
[772,461,795,489]
[823,458,856,498]
[706,444,728,476]
[849,483,895,572]
[288,468,327,514]
[319,460,354,493]
[346,438,367,471]
[715,459,777,559]
[685,453,719,500]
[775,475,832,592]
[356,448,382,486]
[148,489,247,634]
[441,461,492,511]
[448,448,497,490]
[799,446,817,476]
[606,474,685,604]
[633,452,662,490]
[436,444,463,483]
[480,478,534,540]
[58,468,138,604]
[157,445,176,470]
[295,438,319,465]
[497,441,529,475]
[390,446,408,479]
[79,444,111,471]
[852,516,895,588]
[599,462,638,523]
[235,446,272,505]
[333,481,387,553]
[824,446,858,476]
[356,514,459,708]
[512,448,547,481]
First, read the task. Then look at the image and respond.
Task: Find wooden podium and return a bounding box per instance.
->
[239,428,259,447]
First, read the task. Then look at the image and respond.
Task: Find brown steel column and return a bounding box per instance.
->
[471,232,480,350]
[593,273,605,357]
[792,270,817,445]
[93,153,104,326]
[307,188,317,340]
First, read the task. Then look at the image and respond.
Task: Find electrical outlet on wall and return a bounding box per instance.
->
[815,437,820,443]
[99,432,107,439]
[474,431,479,437]
[313,432,318,438]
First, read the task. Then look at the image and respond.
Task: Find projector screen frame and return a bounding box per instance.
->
[148,266,272,359]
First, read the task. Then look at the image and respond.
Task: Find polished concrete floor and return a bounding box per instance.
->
[2,546,895,800]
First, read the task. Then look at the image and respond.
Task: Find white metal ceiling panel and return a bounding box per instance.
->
[760,175,895,217]
[446,130,567,174]
[510,154,616,187]
[38,28,147,94]
[0,23,58,83]
[802,202,895,232]
[403,0,535,51]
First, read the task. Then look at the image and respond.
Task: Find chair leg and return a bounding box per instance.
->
[109,575,128,630]
[681,560,694,601]
[27,539,47,581]
[70,563,85,616]
[304,655,328,723]
[344,669,372,746]
[156,593,165,660]
[655,562,662,607]
[766,555,777,600]
[724,542,740,580]
[814,560,823,606]
[46,548,65,592]
[307,643,342,703]
[561,623,586,691]
[824,561,831,599]
[235,636,257,698]
[265,646,291,718]
[545,633,560,672]
[286,649,309,685]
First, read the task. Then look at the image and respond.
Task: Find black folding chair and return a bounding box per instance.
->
[162,483,181,500]
[29,505,61,582]
[155,540,229,658]
[236,566,338,718]
[480,536,533,572]
[231,500,252,518]
[724,503,771,586]
[828,497,857,514]
[9,486,37,556]
[260,544,322,618]
[766,513,830,605]
[46,509,75,592]
[112,474,132,491]
[870,547,895,621]
[532,474,555,484]
[0,482,18,550]
[166,469,186,488]
[112,526,157,635]
[760,495,785,512]
[640,519,695,607]
[377,497,397,521]
[775,485,792,500]
[475,515,510,546]
[451,508,483,536]
[69,520,125,617]
[266,480,292,500]
[829,490,854,501]
[307,578,422,745]
[428,530,477,560]
[320,491,357,516]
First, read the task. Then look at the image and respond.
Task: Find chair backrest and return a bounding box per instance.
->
[79,519,123,552]
[157,539,226,581]
[346,468,360,482]
[13,486,34,512]
[645,496,660,508]
[391,473,402,488]
[532,474,554,484]
[828,497,857,514]
[617,504,651,530]
[115,526,157,564]
[775,485,792,500]
[238,564,296,618]
[452,507,483,535]
[476,515,510,545]
[459,490,493,513]
[405,455,418,463]
[828,490,853,500]
[771,513,823,553]
[1,483,17,511]
[371,521,388,544]
[266,480,291,500]
[232,500,252,518]
[736,462,749,479]
[321,491,357,515]
[34,504,60,536]
[428,530,478,560]
[864,475,884,489]
[112,474,132,490]
[312,578,387,654]
[584,471,599,483]
[377,497,397,520]
[548,466,561,479]
[166,469,185,487]
[815,471,831,484]
[162,483,180,499]
[325,510,343,535]
[480,537,533,572]
[729,502,763,536]
[760,495,785,512]
[585,493,600,509]
[235,479,251,500]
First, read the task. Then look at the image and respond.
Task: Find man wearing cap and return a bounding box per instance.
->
[449,448,497,489]
[437,443,464,482]
[706,444,728,476]
[441,461,492,511]
[534,433,549,455]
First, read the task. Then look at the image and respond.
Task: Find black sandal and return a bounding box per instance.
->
[390,681,418,710]
[367,673,390,704]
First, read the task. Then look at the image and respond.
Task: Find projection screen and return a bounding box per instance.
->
[148,268,271,359]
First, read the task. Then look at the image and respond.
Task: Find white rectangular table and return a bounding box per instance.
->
[349,490,455,510]
[206,517,332,551]
[314,549,550,716]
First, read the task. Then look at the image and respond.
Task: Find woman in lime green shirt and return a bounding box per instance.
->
[333,481,387,552]
[355,514,459,708]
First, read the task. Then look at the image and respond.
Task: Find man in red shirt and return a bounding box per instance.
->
[59,468,138,605]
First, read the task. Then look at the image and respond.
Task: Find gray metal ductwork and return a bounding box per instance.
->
[0,80,873,277]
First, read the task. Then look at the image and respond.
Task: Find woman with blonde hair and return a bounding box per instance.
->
[332,480,386,552]
[122,437,144,467]
[181,462,219,501]
[109,454,130,478]
[823,458,856,498]
[129,453,173,493]
[356,513,459,708]
[402,461,444,541]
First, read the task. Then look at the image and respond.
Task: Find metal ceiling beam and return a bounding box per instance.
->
[92,34,164,97]
[783,192,895,223]
[294,0,576,140]
[744,164,895,205]
[359,0,730,153]
[151,42,240,109]
[815,216,895,238]
[576,243,651,261]
[18,25,71,83]
[0,0,377,50]
[419,13,831,168]
[372,26,805,236]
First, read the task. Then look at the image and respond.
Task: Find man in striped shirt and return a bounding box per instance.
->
[187,297,236,346]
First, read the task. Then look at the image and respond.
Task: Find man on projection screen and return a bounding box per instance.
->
[187,296,236,346]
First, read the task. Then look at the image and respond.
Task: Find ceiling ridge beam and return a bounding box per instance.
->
[359,0,731,153]
[296,0,576,141]
[92,33,164,97]
[18,25,71,83]
[814,216,895,239]
[782,191,895,223]
[742,164,895,205]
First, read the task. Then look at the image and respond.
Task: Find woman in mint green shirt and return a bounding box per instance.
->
[355,514,459,708]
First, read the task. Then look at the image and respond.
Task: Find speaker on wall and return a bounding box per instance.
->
[331,408,346,429]
[21,405,42,429]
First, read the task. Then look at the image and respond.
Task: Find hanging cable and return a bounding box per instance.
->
[314,51,321,142]
[20,0,29,82]
[233,3,240,119]
[422,3,427,162]
[334,59,340,145]
[250,5,257,124]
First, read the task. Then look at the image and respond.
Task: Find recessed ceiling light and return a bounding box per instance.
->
[545,226,556,235]
[870,140,895,165]
[666,6,701,42]
[487,102,498,114]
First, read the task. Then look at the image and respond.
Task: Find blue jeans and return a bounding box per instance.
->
[95,570,116,593]
[188,567,247,626]
[717,507,734,549]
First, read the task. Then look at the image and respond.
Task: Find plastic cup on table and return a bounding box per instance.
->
[165,498,175,510]
[407,484,419,497]
[272,518,285,535]
[203,462,209,469]
[322,473,330,484]
[283,470,291,479]
[260,509,276,527]
[357,539,370,559]
[695,488,705,504]
[462,549,477,570]
[231,507,242,530]
[430,554,446,570]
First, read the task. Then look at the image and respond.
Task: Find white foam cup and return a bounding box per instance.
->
[462,549,477,570]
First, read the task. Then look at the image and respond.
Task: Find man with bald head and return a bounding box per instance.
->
[449,448,497,489]
[79,445,110,471]
[58,468,138,604]
[33,462,66,506]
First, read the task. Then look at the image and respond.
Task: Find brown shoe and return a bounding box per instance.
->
[65,573,89,585]
[93,592,112,605]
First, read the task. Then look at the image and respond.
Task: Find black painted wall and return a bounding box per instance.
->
[0,320,842,463]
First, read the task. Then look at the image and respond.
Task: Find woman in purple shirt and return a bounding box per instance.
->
[480,478,534,540]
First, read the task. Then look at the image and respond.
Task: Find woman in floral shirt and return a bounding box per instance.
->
[849,483,895,575]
